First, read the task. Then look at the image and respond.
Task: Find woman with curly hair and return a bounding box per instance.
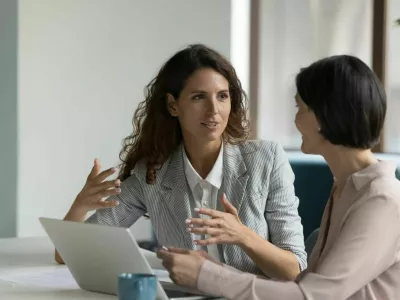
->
[56,44,306,279]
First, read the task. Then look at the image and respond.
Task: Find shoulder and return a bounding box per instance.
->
[231,140,287,167]
[368,176,400,211]
[232,139,282,156]
[126,149,179,185]
[225,140,293,185]
[351,176,400,225]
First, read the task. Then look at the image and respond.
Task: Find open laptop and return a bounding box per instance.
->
[39,217,215,300]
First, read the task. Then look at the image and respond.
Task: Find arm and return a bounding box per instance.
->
[239,228,303,280]
[85,173,147,227]
[197,198,400,300]
[198,260,305,300]
[55,172,146,264]
[241,143,306,280]
[298,197,400,299]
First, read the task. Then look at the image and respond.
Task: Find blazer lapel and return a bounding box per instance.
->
[160,145,196,249]
[221,143,248,212]
[221,143,249,265]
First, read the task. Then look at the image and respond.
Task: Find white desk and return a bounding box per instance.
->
[0,237,115,299]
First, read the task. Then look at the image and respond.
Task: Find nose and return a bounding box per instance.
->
[205,96,218,116]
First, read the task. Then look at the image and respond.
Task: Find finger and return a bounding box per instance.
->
[94,199,120,209]
[194,207,224,218]
[87,158,101,180]
[165,247,192,255]
[94,187,121,199]
[93,167,118,184]
[221,194,238,216]
[188,227,221,236]
[157,250,177,262]
[157,249,170,259]
[88,179,121,194]
[186,218,222,227]
[194,237,219,246]
[197,250,208,256]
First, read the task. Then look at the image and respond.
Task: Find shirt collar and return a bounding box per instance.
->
[182,143,224,191]
[350,160,398,190]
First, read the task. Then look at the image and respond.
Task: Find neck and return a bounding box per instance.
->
[183,137,222,179]
[321,146,378,188]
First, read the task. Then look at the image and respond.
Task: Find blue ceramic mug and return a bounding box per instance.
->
[118,273,157,300]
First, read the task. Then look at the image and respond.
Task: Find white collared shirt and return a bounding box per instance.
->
[183,144,224,261]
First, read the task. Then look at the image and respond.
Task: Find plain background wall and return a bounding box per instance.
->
[386,0,400,152]
[17,0,231,238]
[0,0,18,238]
[256,0,373,148]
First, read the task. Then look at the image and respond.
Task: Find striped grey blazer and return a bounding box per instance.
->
[86,140,307,274]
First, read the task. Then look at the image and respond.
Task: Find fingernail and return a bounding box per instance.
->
[186,228,192,232]
[115,201,120,205]
[162,246,169,251]
[115,179,121,185]
[189,224,193,228]
[111,167,117,172]
[193,241,198,245]
[194,208,200,212]
[116,188,121,193]
[185,219,191,224]
[223,193,227,199]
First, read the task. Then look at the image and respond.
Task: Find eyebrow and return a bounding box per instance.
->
[190,89,229,94]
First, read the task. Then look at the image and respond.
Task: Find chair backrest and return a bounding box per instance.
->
[289,160,333,238]
[304,228,320,261]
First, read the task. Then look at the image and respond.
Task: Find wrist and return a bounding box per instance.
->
[238,225,255,248]
[65,202,88,222]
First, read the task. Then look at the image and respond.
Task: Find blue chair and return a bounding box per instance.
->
[289,156,333,239]
[304,228,320,260]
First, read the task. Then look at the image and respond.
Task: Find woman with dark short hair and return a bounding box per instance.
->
[158,55,400,300]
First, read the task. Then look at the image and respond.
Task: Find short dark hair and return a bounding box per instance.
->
[296,55,386,149]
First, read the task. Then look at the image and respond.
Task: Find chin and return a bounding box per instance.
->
[204,134,222,143]
[301,141,317,155]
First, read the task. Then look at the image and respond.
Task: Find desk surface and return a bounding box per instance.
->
[0,237,116,299]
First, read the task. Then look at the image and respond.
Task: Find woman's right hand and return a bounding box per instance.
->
[70,158,121,217]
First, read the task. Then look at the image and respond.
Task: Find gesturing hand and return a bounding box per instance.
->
[72,158,121,213]
[186,194,251,247]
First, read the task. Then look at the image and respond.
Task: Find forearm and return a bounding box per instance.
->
[55,204,88,264]
[239,228,300,280]
[64,202,88,222]
[198,260,304,300]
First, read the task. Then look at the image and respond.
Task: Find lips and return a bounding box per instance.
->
[201,121,219,128]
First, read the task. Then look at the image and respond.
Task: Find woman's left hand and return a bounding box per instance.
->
[157,247,205,289]
[186,194,251,246]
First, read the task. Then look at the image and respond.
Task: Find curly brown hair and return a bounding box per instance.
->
[118,44,250,183]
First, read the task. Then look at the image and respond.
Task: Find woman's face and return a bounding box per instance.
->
[294,93,326,154]
[167,68,231,144]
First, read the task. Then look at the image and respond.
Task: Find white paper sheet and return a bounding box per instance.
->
[0,266,171,289]
[0,248,170,289]
[0,267,79,290]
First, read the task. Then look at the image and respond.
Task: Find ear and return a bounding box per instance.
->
[166,93,178,117]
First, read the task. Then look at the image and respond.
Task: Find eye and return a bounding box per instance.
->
[192,94,203,100]
[218,93,229,101]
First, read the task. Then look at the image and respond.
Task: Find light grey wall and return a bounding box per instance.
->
[256,0,372,148]
[17,0,231,237]
[0,0,18,237]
